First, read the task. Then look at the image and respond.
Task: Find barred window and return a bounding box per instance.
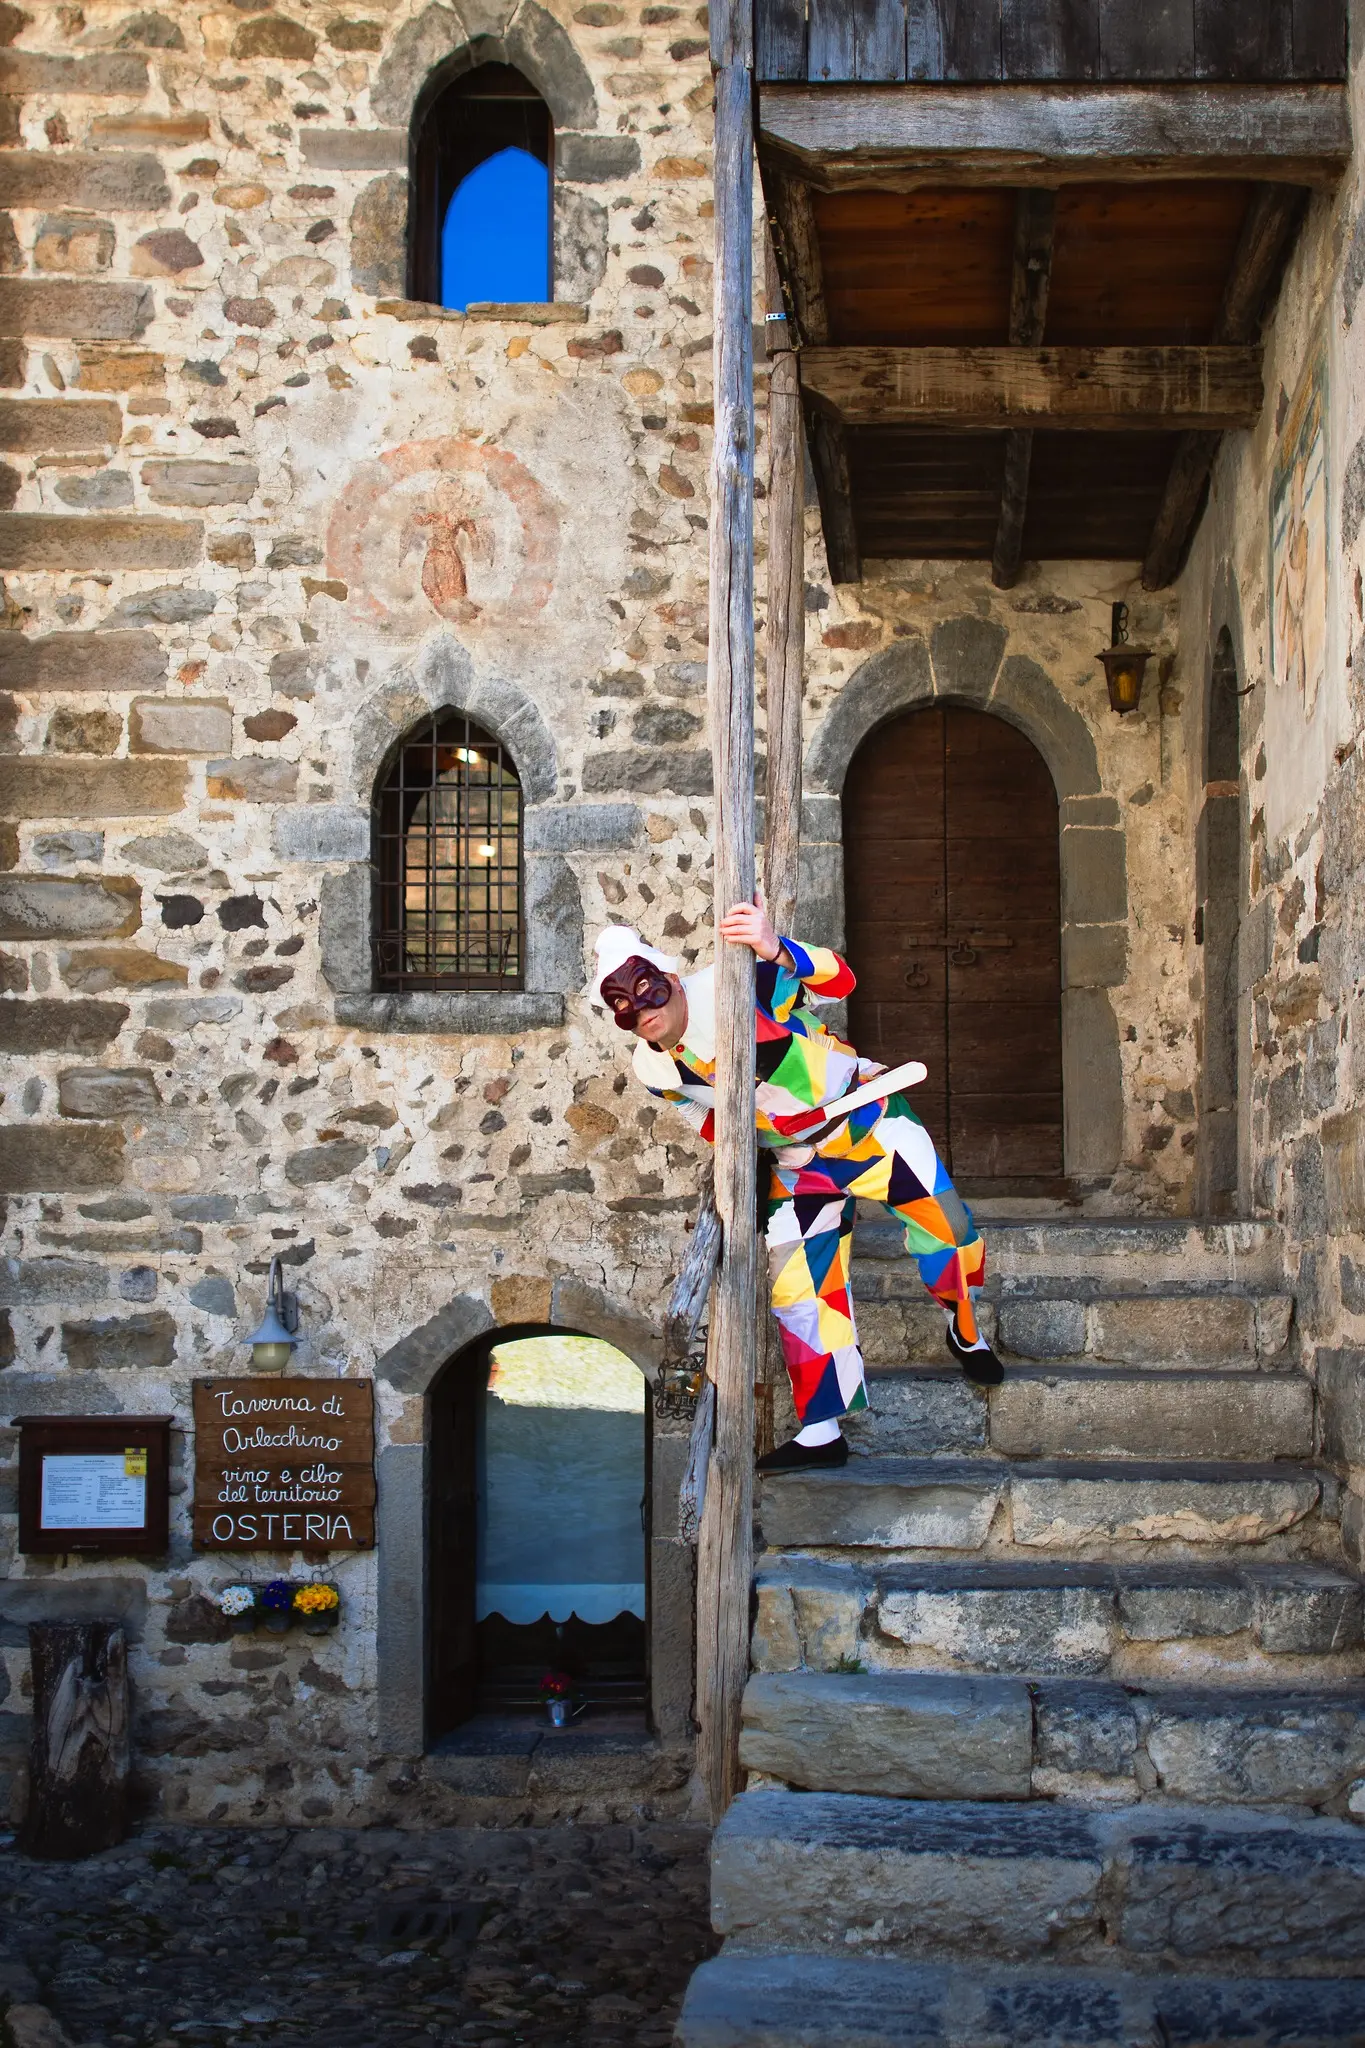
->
[373,712,522,991]
[410,62,552,311]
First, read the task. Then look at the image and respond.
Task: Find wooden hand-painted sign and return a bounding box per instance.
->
[192,1378,375,1551]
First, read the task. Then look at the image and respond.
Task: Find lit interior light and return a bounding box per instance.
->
[475,841,496,859]
[454,747,482,765]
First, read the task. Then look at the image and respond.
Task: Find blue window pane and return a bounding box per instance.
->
[441,146,549,311]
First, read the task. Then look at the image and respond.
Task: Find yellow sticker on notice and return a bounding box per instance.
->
[124,1448,148,1477]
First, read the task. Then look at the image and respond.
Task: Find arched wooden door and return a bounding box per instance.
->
[843,706,1063,1188]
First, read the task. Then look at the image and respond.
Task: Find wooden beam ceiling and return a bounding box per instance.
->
[800,344,1264,429]
[758,82,1351,191]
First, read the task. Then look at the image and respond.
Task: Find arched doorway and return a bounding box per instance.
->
[1197,627,1243,1213]
[428,1327,647,1739]
[842,704,1063,1189]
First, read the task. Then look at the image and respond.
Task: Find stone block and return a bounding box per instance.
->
[335,990,565,1032]
[0,998,128,1052]
[0,1575,146,1647]
[58,1066,159,1118]
[141,460,258,507]
[523,802,642,852]
[121,830,206,872]
[143,995,241,1029]
[189,1275,235,1317]
[876,1570,1116,1676]
[1137,1693,1365,1805]
[205,758,298,802]
[581,747,712,795]
[0,1121,124,1192]
[1252,1570,1364,1653]
[1114,1808,1365,1963]
[1062,921,1129,989]
[1011,1469,1323,1550]
[0,279,153,342]
[0,874,139,940]
[271,805,368,863]
[1117,1572,1253,1641]
[349,173,407,298]
[285,1139,368,1185]
[995,1297,1087,1359]
[0,516,202,571]
[1322,1107,1365,1232]
[0,154,170,213]
[129,697,232,755]
[131,230,204,278]
[318,864,368,992]
[301,128,407,169]
[118,1266,157,1301]
[556,132,643,182]
[60,946,186,992]
[0,399,120,451]
[88,114,211,148]
[752,1575,802,1672]
[164,1594,231,1645]
[1061,987,1123,1177]
[1088,1293,1260,1363]
[33,832,105,868]
[989,1370,1314,1462]
[759,1463,1002,1551]
[783,1561,867,1670]
[63,1308,175,1370]
[740,1671,1033,1800]
[105,585,216,627]
[0,628,165,693]
[35,210,116,275]
[1061,796,1121,826]
[1317,1347,1365,1467]
[929,615,1006,696]
[0,1255,107,1305]
[0,758,186,819]
[1061,829,1128,925]
[0,50,149,93]
[1032,1680,1137,1776]
[846,1371,987,1458]
[993,654,1102,799]
[46,703,123,754]
[711,1790,1104,1958]
[524,852,584,994]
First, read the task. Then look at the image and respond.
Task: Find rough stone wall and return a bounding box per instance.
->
[1176,8,1365,1565]
[0,0,1204,1827]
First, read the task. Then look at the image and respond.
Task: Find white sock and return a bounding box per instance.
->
[795,1417,842,1447]
[944,1304,990,1351]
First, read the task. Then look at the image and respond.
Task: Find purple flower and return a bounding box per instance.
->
[262,1579,295,1611]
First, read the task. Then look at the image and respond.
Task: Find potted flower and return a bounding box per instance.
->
[293,1583,340,1634]
[218,1585,258,1634]
[538,1670,576,1729]
[260,1579,296,1633]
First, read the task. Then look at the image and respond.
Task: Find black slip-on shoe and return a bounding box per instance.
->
[946,1322,1005,1386]
[756,1434,849,1474]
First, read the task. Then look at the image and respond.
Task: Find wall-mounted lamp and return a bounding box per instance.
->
[246,1255,300,1373]
[1097,601,1152,716]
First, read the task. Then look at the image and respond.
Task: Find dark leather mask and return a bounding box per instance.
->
[601,954,674,1031]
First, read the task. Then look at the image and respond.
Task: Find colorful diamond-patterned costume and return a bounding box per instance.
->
[630,937,986,1426]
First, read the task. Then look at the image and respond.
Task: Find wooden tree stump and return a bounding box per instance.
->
[20,1620,130,1860]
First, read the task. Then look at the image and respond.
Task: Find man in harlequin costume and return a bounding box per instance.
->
[591,902,1002,1473]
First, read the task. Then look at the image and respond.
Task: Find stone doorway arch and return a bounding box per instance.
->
[801,618,1127,1183]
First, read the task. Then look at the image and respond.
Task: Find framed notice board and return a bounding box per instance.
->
[18,1415,172,1556]
[192,1376,375,1551]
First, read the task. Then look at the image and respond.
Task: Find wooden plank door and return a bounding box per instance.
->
[843,705,1063,1186]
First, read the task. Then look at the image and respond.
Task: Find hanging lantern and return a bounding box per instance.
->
[245,1254,299,1372]
[1097,600,1151,716]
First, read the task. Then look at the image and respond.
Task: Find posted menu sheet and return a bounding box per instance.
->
[40,1454,147,1531]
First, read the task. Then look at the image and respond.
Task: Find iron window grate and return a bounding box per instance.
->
[373,711,522,991]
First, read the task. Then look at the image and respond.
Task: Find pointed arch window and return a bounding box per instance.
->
[410,62,552,310]
[373,711,523,991]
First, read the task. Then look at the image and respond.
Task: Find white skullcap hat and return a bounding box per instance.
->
[588,925,678,1008]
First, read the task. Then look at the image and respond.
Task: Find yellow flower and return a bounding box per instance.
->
[293,1583,339,1614]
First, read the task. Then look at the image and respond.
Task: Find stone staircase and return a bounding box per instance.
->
[678,1217,1365,2047]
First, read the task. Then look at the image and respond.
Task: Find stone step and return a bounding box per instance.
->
[752,1557,1365,1685]
[709,1789,1365,1973]
[739,1670,1365,1809]
[852,1277,1295,1371]
[757,1457,1342,1561]
[679,1952,1365,2048]
[848,1366,1314,1462]
[989,1367,1314,1460]
[855,1213,1286,1289]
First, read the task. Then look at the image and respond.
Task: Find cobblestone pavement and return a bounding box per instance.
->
[0,1822,715,2047]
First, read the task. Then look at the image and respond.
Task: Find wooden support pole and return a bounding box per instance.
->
[763,239,804,937]
[992,188,1055,590]
[695,45,758,1825]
